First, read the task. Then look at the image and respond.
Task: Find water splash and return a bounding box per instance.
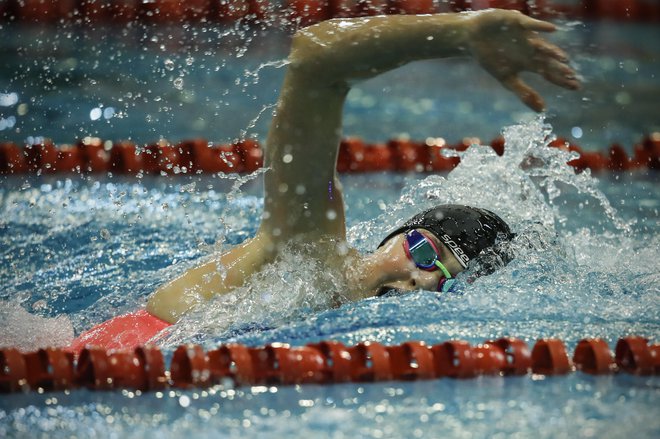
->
[0,301,74,350]
[239,103,277,141]
[335,117,657,347]
[243,59,291,85]
[349,117,634,249]
[158,241,347,349]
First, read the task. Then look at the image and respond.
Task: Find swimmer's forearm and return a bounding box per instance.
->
[148,234,274,323]
[147,259,227,323]
[291,14,473,84]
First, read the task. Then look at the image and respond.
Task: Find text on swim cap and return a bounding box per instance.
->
[440,234,470,266]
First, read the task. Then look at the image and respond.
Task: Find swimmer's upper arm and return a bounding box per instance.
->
[287,15,471,86]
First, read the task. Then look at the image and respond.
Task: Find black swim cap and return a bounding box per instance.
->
[378,204,514,269]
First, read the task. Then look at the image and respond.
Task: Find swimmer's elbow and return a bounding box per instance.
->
[288,26,338,81]
[146,288,180,324]
[146,292,169,322]
[289,31,323,71]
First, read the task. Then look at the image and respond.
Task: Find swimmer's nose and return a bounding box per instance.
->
[410,269,444,291]
[380,268,443,293]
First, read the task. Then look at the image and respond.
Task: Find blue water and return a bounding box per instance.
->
[1,13,660,439]
[1,117,659,437]
[1,374,657,438]
[0,21,659,149]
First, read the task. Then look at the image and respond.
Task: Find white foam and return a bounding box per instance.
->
[0,301,74,351]
[158,242,346,348]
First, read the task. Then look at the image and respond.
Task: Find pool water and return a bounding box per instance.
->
[0,21,659,149]
[1,12,659,439]
[1,117,659,437]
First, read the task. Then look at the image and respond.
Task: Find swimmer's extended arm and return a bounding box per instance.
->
[293,10,579,111]
[263,10,578,244]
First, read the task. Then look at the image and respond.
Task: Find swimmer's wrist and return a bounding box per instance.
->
[418,14,473,58]
[462,12,488,56]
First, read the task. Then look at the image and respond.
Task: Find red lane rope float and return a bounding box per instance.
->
[531,338,572,375]
[573,338,616,374]
[23,348,75,391]
[615,336,657,375]
[0,133,660,175]
[2,134,659,176]
[0,137,265,176]
[1,336,657,393]
[2,1,659,24]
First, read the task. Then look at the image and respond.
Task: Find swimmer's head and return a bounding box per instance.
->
[380,204,514,268]
[375,205,515,294]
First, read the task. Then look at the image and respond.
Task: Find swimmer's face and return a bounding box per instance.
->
[373,229,465,294]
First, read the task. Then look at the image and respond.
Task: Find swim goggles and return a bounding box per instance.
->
[403,230,456,293]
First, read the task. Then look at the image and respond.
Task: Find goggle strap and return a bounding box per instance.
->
[441,278,456,293]
[433,260,452,280]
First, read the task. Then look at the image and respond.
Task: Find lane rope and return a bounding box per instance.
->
[1,0,658,25]
[1,134,659,175]
[1,336,657,393]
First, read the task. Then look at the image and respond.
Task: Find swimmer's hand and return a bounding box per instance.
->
[468,10,580,112]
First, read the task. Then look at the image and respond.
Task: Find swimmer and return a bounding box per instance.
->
[69,10,579,352]
[143,10,579,324]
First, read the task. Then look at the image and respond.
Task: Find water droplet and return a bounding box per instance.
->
[89,108,102,121]
[571,126,583,139]
[179,395,191,407]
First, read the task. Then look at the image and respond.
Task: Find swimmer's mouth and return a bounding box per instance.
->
[375,286,405,297]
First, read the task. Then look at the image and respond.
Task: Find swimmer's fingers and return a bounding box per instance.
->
[530,38,569,63]
[537,58,581,90]
[519,14,557,32]
[529,38,580,90]
[503,76,545,112]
